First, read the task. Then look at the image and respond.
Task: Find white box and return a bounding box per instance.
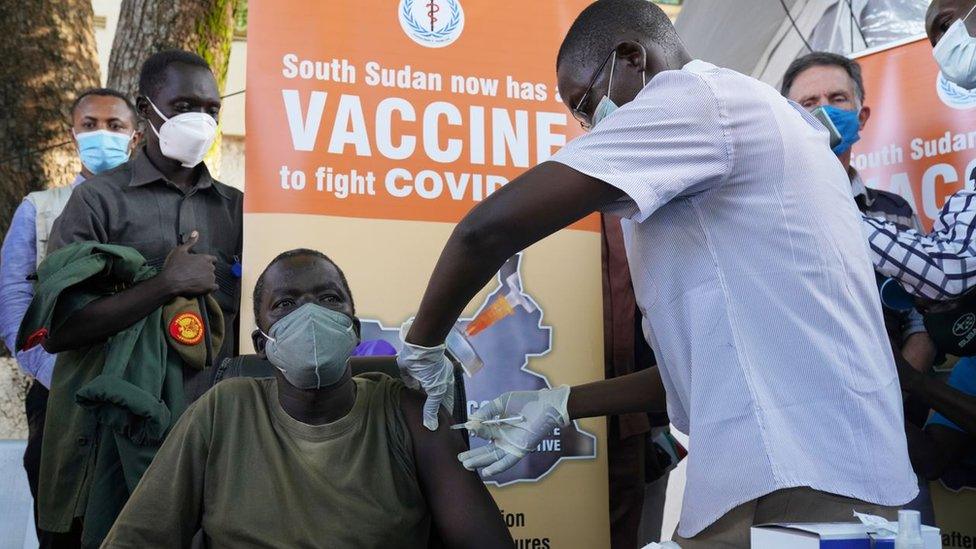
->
[751,523,870,548]
[751,523,941,549]
[870,526,942,549]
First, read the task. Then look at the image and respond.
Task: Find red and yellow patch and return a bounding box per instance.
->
[24,328,48,350]
[169,312,205,346]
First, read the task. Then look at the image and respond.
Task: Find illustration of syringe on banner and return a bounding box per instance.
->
[466,272,537,336]
[446,271,537,377]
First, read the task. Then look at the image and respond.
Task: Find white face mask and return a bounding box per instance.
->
[146,98,218,168]
[934,4,976,90]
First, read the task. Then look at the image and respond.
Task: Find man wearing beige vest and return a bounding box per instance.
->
[0,87,139,546]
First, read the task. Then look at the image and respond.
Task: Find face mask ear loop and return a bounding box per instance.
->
[607,53,616,104]
[146,98,170,122]
[144,98,168,139]
[965,3,976,22]
[638,44,648,87]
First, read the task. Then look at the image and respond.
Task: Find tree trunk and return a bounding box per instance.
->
[107,0,244,175]
[0,0,101,434]
[0,0,100,237]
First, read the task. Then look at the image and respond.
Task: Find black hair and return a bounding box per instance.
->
[252,249,355,322]
[556,0,681,72]
[138,49,212,98]
[781,52,866,103]
[70,88,137,122]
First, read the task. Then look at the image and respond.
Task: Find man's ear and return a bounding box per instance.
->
[252,329,268,359]
[352,317,362,341]
[858,105,871,131]
[129,130,144,154]
[615,41,648,72]
[135,96,152,121]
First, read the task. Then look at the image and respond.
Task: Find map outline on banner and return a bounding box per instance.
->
[359,253,598,487]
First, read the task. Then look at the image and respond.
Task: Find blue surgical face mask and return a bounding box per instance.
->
[591,95,619,130]
[259,303,359,390]
[934,4,976,90]
[74,129,133,174]
[590,55,646,130]
[816,105,861,155]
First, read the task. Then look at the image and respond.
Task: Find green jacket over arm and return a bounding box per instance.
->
[17,242,221,547]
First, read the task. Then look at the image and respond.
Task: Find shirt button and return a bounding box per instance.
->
[77,437,89,447]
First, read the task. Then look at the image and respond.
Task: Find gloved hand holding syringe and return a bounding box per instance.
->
[454,387,571,476]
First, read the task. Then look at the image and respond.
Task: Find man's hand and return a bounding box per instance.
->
[159,231,217,298]
[458,386,570,477]
[398,331,455,431]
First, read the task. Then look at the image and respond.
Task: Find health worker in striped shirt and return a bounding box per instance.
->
[397,1,918,547]
[863,0,976,300]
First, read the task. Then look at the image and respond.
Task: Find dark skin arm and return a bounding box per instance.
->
[406,161,621,346]
[905,421,975,480]
[901,332,937,374]
[896,353,976,436]
[568,366,667,419]
[401,389,514,548]
[43,232,218,353]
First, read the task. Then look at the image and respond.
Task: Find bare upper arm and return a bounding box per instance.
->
[461,161,622,257]
[400,388,514,549]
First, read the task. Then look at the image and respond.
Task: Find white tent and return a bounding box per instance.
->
[673,0,928,87]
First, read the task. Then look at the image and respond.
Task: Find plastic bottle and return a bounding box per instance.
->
[895,510,925,549]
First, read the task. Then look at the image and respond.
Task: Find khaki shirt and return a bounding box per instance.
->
[49,148,243,402]
[102,375,431,548]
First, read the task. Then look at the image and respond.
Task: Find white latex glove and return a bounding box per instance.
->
[398,322,455,431]
[458,385,570,477]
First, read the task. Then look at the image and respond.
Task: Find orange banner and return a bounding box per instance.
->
[245,0,598,232]
[244,1,610,546]
[855,37,976,231]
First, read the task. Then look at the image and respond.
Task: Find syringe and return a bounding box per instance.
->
[450,415,525,430]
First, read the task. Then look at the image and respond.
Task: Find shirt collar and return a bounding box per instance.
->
[128,147,231,200]
[849,167,874,207]
[682,59,716,74]
[70,174,85,188]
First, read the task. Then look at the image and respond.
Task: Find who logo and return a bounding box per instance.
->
[398,0,465,48]
[937,71,976,110]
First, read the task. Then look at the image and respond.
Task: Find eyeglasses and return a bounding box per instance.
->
[571,49,617,131]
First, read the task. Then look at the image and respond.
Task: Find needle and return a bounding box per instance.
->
[450,415,525,430]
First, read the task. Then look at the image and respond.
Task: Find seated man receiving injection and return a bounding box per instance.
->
[102,249,513,549]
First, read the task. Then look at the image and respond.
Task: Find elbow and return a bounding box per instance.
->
[453,211,509,264]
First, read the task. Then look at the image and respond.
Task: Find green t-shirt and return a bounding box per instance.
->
[102,374,431,548]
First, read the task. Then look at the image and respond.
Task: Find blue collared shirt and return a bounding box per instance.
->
[0,174,84,387]
[551,60,917,536]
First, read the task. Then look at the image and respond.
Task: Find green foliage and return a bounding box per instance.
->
[235,0,248,35]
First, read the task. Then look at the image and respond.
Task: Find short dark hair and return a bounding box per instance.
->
[70,88,137,122]
[556,0,681,72]
[252,249,355,322]
[781,52,866,103]
[138,49,212,98]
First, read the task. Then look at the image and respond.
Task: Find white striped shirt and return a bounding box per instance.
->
[864,190,976,300]
[551,60,917,537]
